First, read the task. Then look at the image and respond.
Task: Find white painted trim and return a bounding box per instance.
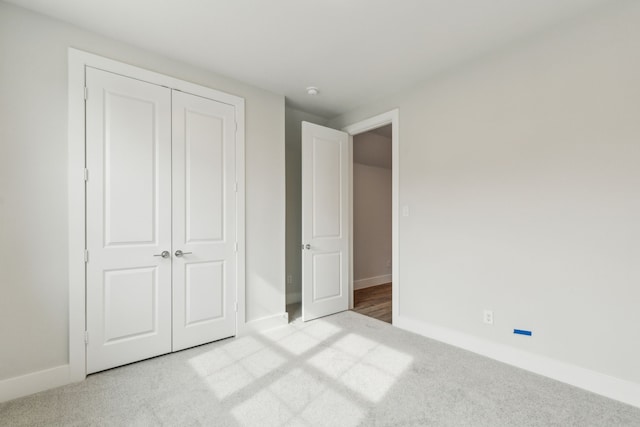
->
[68,49,87,383]
[354,274,392,290]
[348,134,355,309]
[343,109,400,323]
[395,315,640,409]
[0,365,70,403]
[234,83,247,342]
[240,313,289,334]
[68,48,246,384]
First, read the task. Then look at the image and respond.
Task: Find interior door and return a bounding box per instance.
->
[301,122,349,321]
[171,90,237,351]
[86,67,172,373]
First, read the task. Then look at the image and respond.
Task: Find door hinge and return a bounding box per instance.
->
[234,302,238,312]
[84,249,89,263]
[235,121,238,132]
[84,331,89,344]
[84,87,88,101]
[234,242,238,252]
[234,181,238,192]
[84,168,89,182]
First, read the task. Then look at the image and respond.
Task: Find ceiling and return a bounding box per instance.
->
[6,0,615,118]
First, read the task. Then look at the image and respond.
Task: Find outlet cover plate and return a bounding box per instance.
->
[483,310,493,325]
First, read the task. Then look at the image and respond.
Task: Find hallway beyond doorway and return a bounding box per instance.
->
[352,283,392,323]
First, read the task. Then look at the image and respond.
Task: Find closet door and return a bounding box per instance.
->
[85,67,172,373]
[171,90,237,351]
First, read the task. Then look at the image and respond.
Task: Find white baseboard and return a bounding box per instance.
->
[240,312,289,334]
[354,274,392,290]
[286,291,301,305]
[395,315,640,409]
[0,364,70,403]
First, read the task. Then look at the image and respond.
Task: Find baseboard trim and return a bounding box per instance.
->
[240,312,289,334]
[395,315,640,409]
[354,274,392,290]
[286,291,301,305]
[0,364,70,403]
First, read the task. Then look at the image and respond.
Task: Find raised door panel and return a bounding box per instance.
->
[185,261,225,325]
[312,137,343,239]
[103,92,157,245]
[312,252,342,301]
[103,267,158,342]
[185,110,225,242]
[172,90,236,351]
[85,67,172,374]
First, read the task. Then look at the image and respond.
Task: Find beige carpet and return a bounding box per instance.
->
[1,311,639,426]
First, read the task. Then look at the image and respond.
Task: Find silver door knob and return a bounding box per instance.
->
[154,251,170,258]
[175,250,192,257]
[305,244,311,250]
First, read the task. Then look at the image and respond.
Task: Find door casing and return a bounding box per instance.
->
[343,110,400,323]
[68,48,246,382]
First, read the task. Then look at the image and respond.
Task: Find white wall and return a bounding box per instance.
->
[353,163,392,288]
[284,107,328,305]
[0,1,285,382]
[330,0,640,388]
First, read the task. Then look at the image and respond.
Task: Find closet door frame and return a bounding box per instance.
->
[68,48,246,382]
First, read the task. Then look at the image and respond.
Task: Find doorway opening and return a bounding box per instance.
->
[351,124,393,323]
[287,109,398,326]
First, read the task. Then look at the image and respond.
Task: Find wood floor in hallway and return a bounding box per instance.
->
[352,282,392,323]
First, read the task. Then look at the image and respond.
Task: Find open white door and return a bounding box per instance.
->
[301,122,349,321]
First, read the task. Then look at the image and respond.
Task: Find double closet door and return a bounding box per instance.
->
[85,67,237,374]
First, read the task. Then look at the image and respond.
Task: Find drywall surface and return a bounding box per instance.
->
[353,163,392,285]
[330,1,640,384]
[284,107,328,304]
[0,1,285,380]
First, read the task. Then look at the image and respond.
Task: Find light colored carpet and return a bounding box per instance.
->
[1,311,639,426]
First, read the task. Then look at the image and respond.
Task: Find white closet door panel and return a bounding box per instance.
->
[185,261,225,324]
[103,91,156,245]
[103,267,158,342]
[86,67,172,374]
[172,90,236,351]
[185,110,225,242]
[301,122,349,321]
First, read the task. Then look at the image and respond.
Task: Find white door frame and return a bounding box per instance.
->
[68,48,246,382]
[342,109,399,324]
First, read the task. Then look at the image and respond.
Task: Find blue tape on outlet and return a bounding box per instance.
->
[513,329,532,336]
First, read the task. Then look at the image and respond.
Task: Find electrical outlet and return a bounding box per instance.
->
[483,310,493,325]
[386,259,392,268]
[287,275,292,284]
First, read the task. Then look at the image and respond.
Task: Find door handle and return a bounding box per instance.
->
[175,250,192,257]
[305,244,311,250]
[154,250,170,259]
